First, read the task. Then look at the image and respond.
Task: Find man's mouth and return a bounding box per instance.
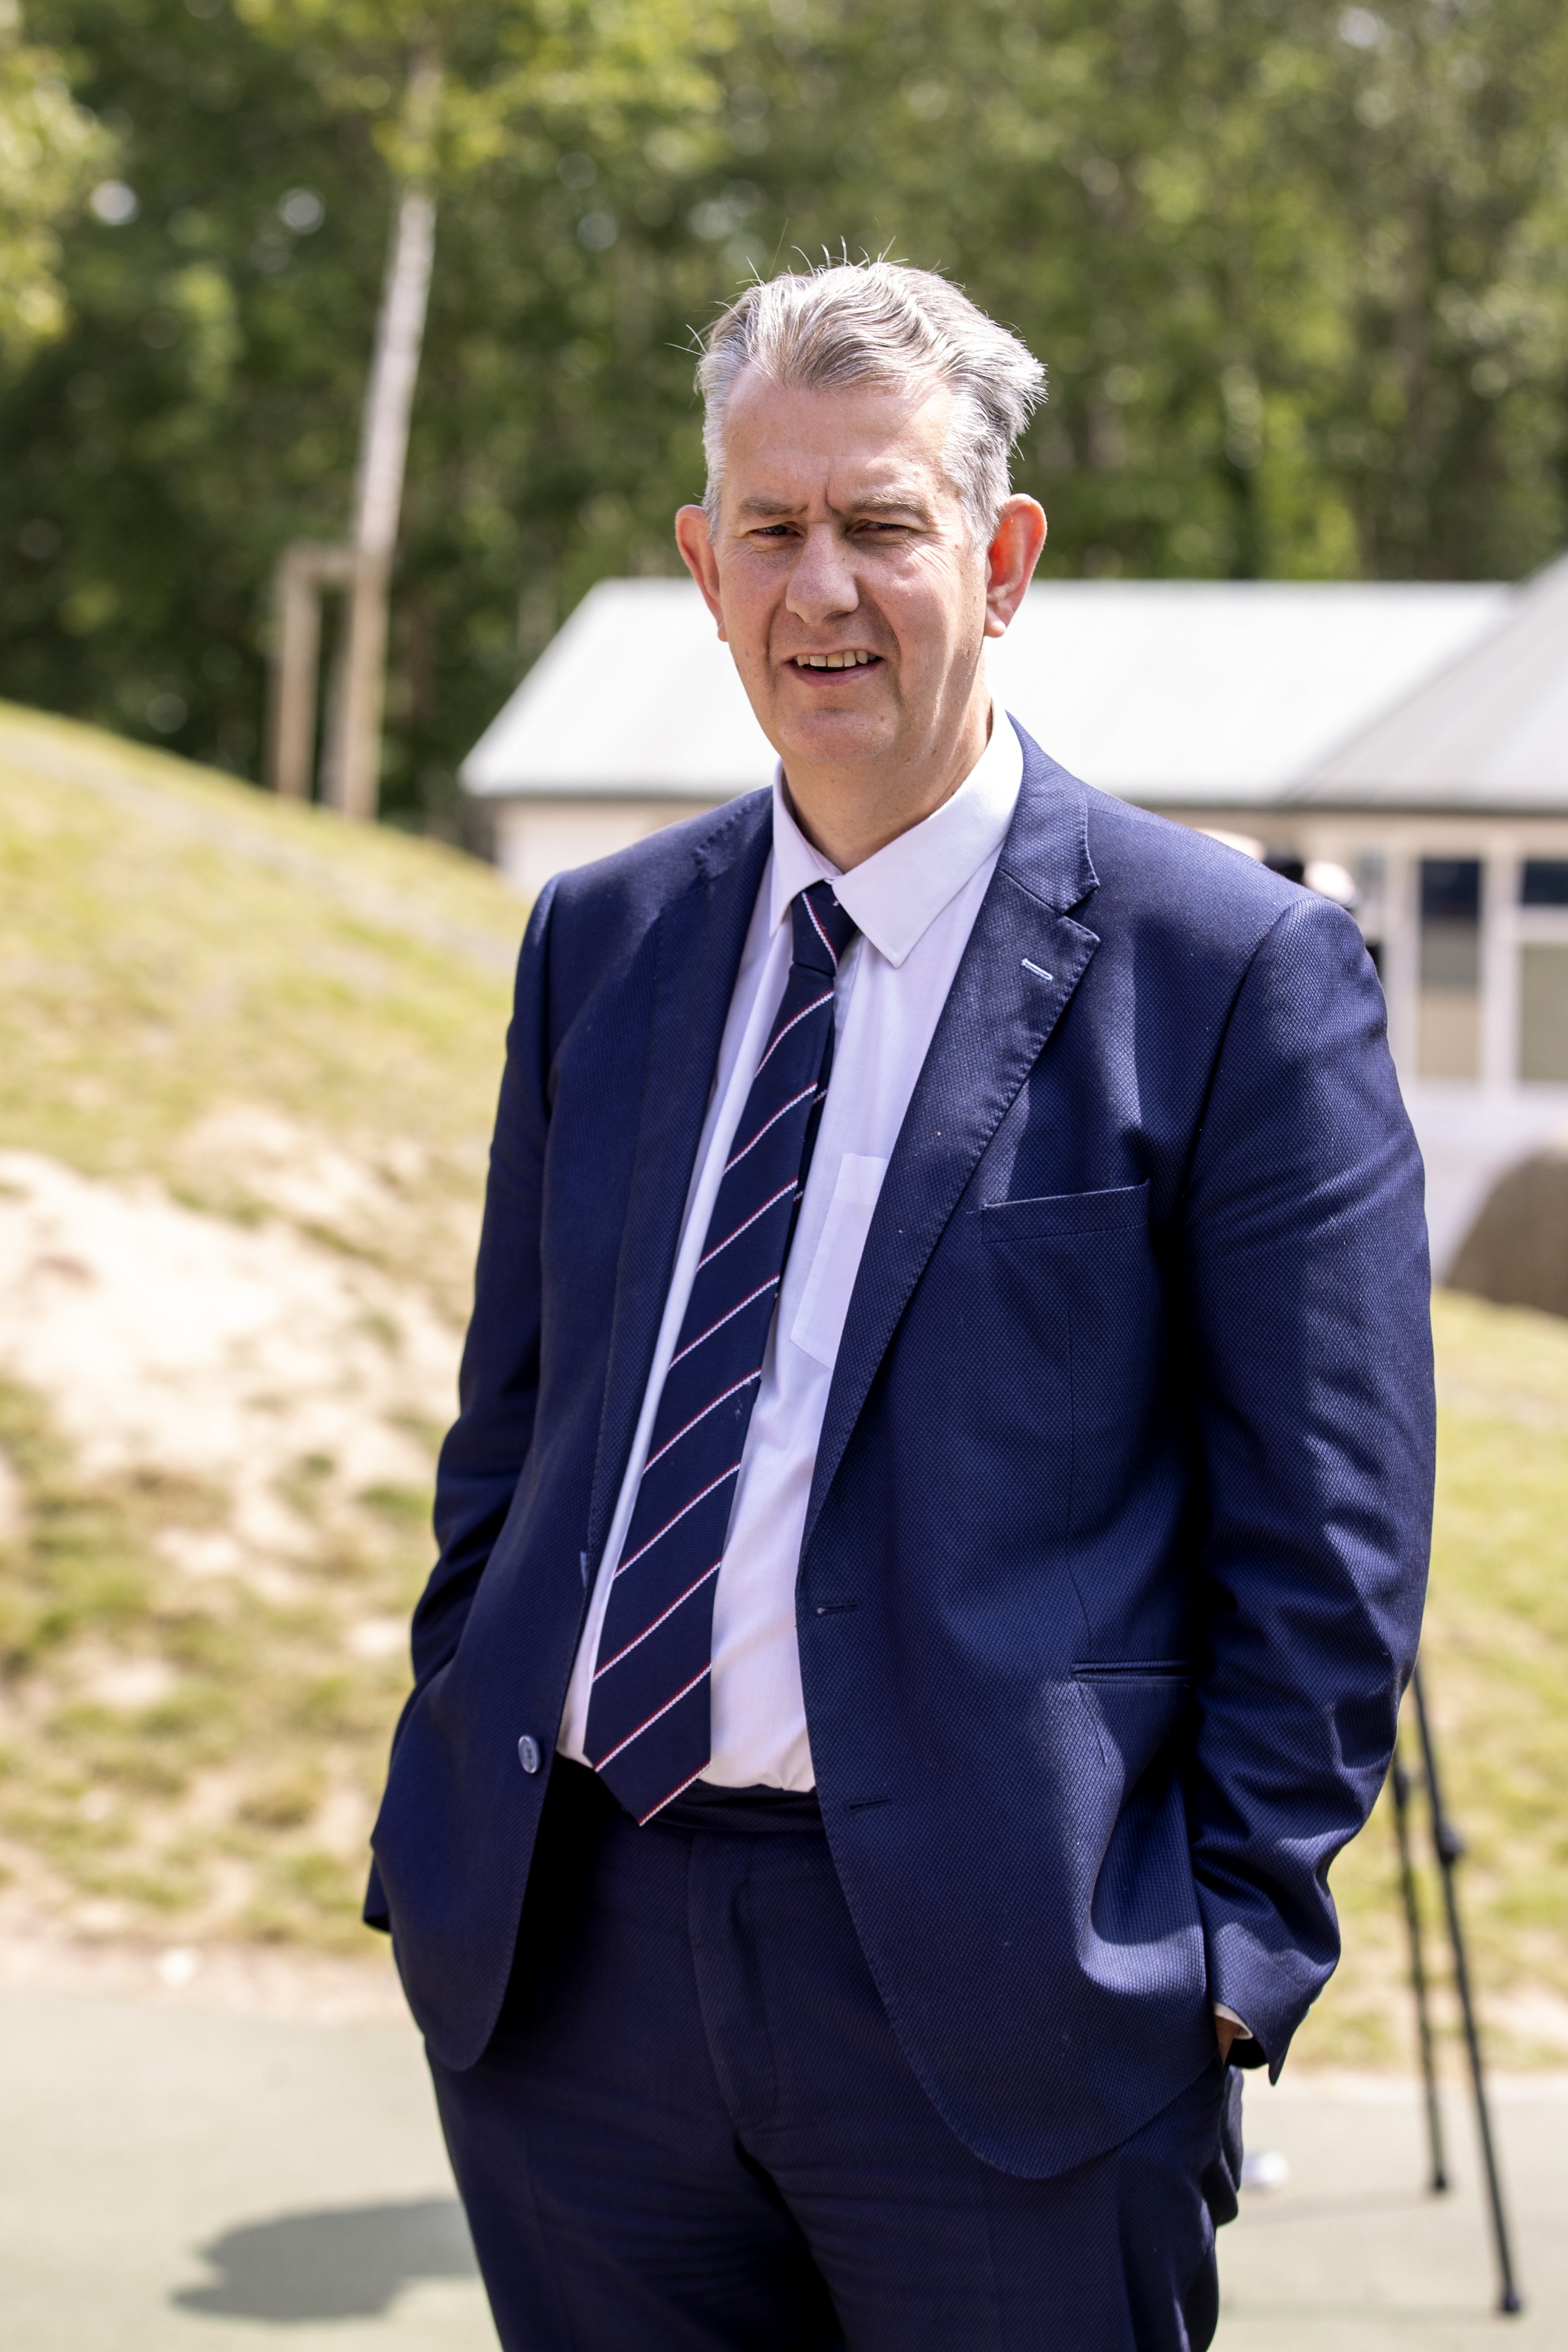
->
[789,650,881,672]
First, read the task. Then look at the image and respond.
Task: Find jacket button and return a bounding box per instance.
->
[517,1734,542,1775]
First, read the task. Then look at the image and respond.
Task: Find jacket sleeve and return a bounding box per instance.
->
[1179,893,1434,2072]
[407,877,558,1694]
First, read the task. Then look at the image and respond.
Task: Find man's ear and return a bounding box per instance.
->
[982,496,1047,640]
[675,505,726,637]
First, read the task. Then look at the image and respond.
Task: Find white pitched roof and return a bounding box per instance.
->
[461,575,1513,808]
[1296,550,1568,807]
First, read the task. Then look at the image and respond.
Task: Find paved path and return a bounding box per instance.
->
[1219,2071,1566,2348]
[1,1987,1562,2347]
[0,1988,494,2351]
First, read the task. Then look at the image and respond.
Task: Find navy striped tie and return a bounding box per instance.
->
[584,879,858,1823]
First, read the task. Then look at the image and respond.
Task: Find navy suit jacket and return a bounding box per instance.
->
[368,724,1434,2180]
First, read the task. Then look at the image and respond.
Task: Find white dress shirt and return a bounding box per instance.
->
[559,712,1024,1787]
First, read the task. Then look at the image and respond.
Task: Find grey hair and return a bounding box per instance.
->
[696,259,1046,539]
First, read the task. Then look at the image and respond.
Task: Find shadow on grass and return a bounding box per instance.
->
[175,2197,478,2322]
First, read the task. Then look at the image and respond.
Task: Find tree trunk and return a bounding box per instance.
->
[322,54,440,821]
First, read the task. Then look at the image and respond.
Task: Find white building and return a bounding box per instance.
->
[461,560,1568,1275]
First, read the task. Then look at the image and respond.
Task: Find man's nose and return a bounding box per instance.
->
[785,524,859,625]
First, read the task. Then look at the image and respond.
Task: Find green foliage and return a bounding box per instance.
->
[0,0,111,363]
[811,0,1568,584]
[3,0,1567,822]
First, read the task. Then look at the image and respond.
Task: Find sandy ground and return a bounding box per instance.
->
[0,1145,459,1561]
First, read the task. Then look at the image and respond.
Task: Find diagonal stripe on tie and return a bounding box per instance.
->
[584,878,858,1822]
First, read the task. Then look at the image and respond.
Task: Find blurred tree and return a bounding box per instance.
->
[0,0,743,812]
[0,0,110,364]
[0,0,1566,827]
[740,0,1568,583]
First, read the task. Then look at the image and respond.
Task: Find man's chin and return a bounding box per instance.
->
[765,707,896,775]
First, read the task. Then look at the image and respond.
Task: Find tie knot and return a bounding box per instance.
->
[791,879,857,978]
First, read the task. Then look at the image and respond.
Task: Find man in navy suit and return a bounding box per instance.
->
[368,261,1433,2351]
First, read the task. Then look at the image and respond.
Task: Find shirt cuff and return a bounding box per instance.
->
[1213,2003,1253,2038]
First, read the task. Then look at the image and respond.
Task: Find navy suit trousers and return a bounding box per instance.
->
[429,1760,1244,2352]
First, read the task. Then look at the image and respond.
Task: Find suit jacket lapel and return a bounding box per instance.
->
[803,735,1101,1555]
[585,796,773,1570]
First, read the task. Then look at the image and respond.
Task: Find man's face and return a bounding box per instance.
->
[679,373,989,780]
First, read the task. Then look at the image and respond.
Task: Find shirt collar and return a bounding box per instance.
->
[768,708,1024,969]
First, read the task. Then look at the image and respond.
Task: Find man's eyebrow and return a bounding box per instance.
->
[853,490,936,519]
[734,488,937,520]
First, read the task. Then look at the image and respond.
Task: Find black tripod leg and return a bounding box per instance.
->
[1412,1661,1524,2316]
[1390,1741,1447,2190]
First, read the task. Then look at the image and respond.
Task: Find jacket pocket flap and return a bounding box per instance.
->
[981,1180,1151,1242]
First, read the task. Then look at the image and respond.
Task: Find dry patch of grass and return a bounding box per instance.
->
[1300,1290,1568,2070]
[0,1374,427,1953]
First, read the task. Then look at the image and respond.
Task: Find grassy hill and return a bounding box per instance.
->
[0,702,520,1963]
[0,702,1564,2069]
[1312,1290,1568,2069]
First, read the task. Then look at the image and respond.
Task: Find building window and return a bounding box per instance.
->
[1520,946,1568,1084]
[1521,860,1568,908]
[1417,858,1481,1079]
[1263,849,1306,884]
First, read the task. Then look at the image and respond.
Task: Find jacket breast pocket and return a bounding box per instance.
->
[971,1180,1164,1515]
[1072,1660,1191,1684]
[980,1179,1151,1244]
